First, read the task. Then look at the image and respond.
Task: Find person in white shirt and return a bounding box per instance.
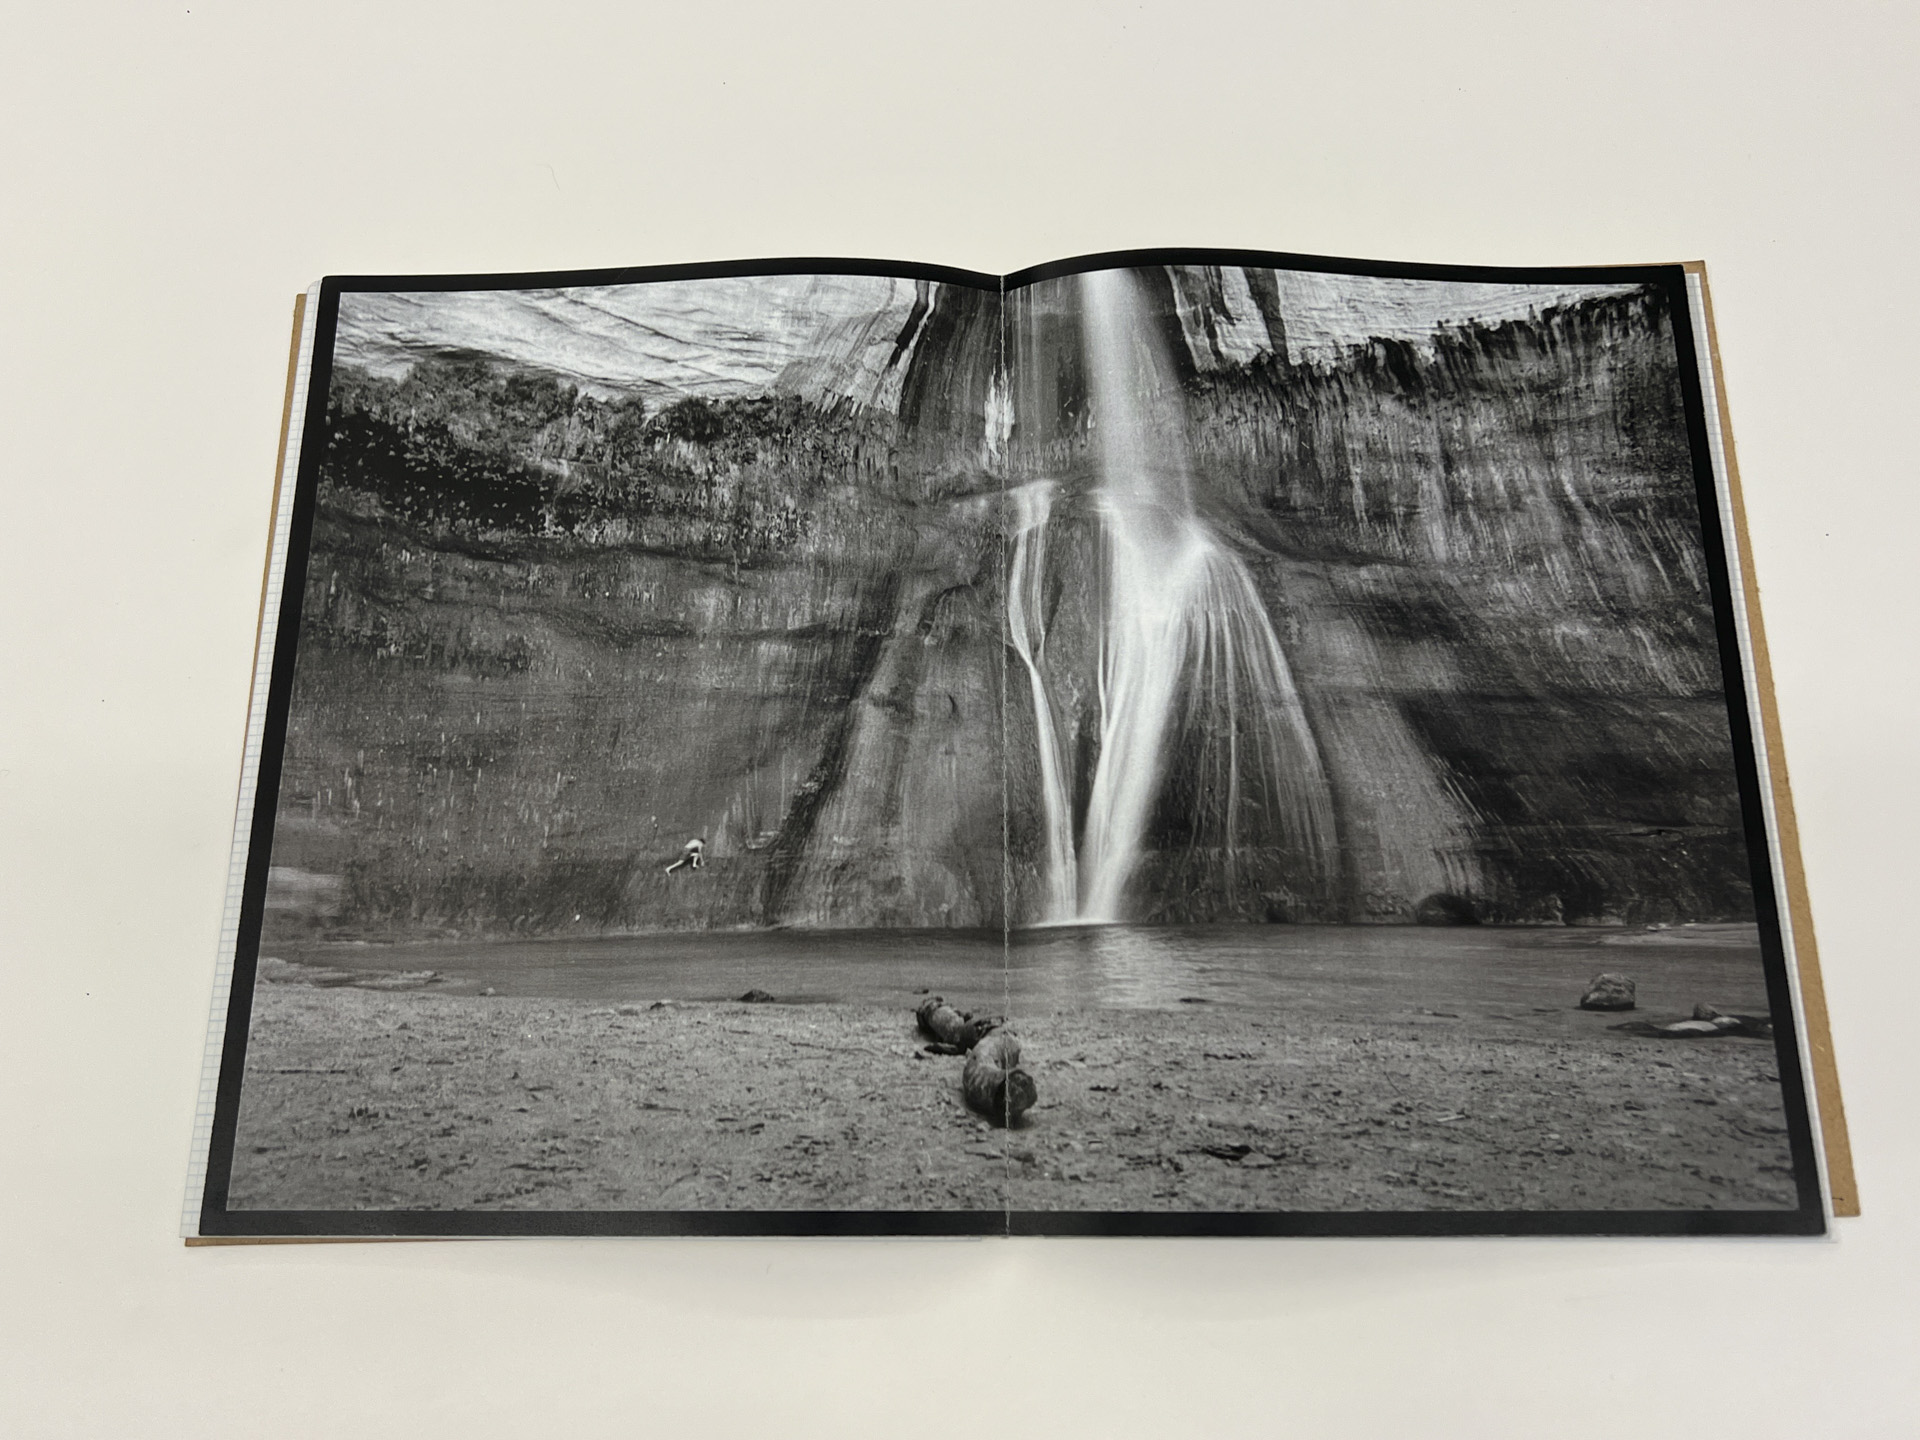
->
[664,837,706,875]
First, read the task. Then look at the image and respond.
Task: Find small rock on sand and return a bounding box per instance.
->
[1579,973,1636,1010]
[738,988,776,1003]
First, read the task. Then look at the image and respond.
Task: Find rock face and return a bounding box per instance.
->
[1238,289,1745,927]
[1580,973,1639,1011]
[269,282,1007,937]
[1000,270,1751,927]
[263,266,1759,938]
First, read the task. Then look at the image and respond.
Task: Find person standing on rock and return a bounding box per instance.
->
[664,837,706,875]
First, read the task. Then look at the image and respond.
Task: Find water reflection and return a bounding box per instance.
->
[271,922,1769,1019]
[1010,924,1211,1010]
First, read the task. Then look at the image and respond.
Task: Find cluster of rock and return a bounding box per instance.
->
[1578,973,1772,1039]
[914,996,1037,1127]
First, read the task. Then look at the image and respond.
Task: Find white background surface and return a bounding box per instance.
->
[3,2,1915,1434]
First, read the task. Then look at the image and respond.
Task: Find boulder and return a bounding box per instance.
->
[915,996,996,1050]
[962,1031,1038,1127]
[1578,972,1637,1011]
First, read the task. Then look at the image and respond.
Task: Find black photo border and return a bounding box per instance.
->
[196,248,1827,1239]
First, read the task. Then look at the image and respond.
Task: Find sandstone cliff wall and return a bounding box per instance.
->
[266,274,1752,938]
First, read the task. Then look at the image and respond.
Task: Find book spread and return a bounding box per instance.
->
[185,249,1844,1238]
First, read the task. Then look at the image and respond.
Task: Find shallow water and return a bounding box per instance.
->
[264,922,1772,1020]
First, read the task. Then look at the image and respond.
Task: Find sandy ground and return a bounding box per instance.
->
[226,980,1798,1214]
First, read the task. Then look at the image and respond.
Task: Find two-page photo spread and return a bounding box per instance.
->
[189,251,1829,1237]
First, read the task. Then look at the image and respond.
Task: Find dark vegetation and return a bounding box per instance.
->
[318,359,862,563]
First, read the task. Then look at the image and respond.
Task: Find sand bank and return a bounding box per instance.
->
[227,983,1797,1215]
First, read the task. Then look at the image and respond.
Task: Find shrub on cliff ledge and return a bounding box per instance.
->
[318,362,860,557]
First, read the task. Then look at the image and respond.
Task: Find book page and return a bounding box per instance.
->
[991,256,1820,1231]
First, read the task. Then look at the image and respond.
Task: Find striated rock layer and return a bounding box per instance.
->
[265,269,1752,938]
[269,282,1008,937]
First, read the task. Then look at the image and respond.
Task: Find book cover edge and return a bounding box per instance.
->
[180,291,313,1239]
[1686,261,1858,1217]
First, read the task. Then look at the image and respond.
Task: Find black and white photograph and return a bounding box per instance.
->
[198,255,1822,1235]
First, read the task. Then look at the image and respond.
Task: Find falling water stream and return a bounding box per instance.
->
[1006,479,1078,923]
[1011,268,1335,924]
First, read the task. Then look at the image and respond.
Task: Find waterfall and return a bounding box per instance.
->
[1006,480,1078,923]
[1008,267,1336,925]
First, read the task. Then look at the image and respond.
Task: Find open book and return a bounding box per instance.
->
[185,249,1849,1238]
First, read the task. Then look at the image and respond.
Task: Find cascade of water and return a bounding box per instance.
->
[1008,267,1335,925]
[1005,480,1078,923]
[1074,505,1211,921]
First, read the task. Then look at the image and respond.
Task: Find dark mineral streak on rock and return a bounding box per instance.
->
[1240,267,1292,369]
[896,283,1000,441]
[883,279,932,374]
[757,570,902,926]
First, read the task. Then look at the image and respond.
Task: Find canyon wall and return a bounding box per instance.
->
[1000,272,1748,926]
[265,282,1010,939]
[264,269,1754,939]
